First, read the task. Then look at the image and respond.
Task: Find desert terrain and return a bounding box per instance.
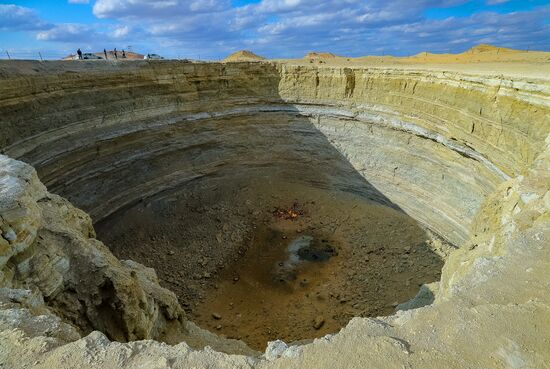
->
[0,45,548,368]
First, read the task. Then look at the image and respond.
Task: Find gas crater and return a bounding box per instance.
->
[0,60,548,368]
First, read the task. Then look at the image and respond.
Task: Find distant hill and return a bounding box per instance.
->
[412,51,438,57]
[411,44,521,59]
[304,52,337,59]
[466,44,519,53]
[223,50,265,62]
[63,50,145,60]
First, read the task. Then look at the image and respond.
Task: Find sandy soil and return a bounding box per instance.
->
[271,44,550,79]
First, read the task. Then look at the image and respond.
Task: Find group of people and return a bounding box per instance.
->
[76,48,126,60]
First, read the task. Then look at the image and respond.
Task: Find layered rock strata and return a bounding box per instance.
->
[0,155,183,339]
[0,60,548,368]
[1,62,546,245]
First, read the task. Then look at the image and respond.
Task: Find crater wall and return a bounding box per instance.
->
[2,61,546,245]
[0,60,548,369]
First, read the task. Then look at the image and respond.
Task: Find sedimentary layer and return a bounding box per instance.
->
[0,60,549,368]
[2,61,546,245]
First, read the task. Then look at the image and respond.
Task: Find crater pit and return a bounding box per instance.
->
[95,164,449,349]
[0,59,548,368]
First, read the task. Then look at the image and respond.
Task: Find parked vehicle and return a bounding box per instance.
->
[82,53,103,60]
[145,53,164,60]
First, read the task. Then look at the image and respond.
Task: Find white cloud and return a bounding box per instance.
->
[36,24,98,42]
[3,0,550,60]
[112,25,130,38]
[93,0,230,18]
[35,22,139,47]
[0,4,51,31]
[256,0,308,13]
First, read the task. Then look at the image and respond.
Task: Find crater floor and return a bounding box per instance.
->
[96,177,451,350]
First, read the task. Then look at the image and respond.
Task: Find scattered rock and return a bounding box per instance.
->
[265,340,288,361]
[313,316,325,330]
[212,312,222,320]
[1,228,17,242]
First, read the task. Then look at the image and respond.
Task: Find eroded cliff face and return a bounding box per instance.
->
[0,60,548,368]
[1,62,546,245]
[0,152,191,341]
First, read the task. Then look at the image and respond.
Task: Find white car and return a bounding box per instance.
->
[145,53,164,60]
[82,53,103,60]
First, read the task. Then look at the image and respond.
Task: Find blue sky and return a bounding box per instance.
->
[1,0,549,60]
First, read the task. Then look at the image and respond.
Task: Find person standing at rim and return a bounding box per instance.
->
[114,48,118,59]
[77,48,82,60]
[104,49,108,60]
[122,49,126,58]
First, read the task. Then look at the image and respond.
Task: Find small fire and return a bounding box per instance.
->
[272,202,304,220]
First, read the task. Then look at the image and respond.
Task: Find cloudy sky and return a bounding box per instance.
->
[1,0,549,60]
